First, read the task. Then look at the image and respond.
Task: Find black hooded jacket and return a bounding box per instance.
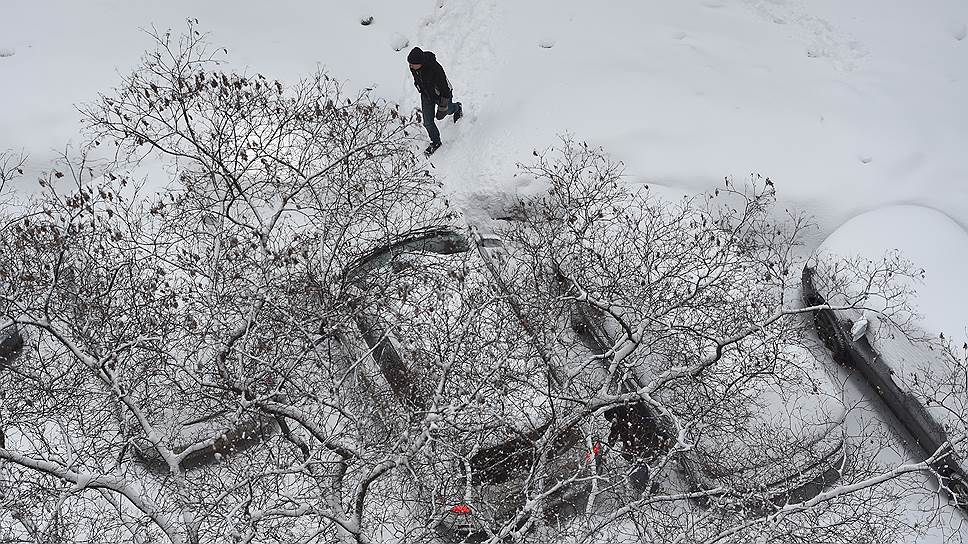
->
[409,49,453,102]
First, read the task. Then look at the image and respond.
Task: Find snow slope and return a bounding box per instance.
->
[2,0,967,540]
[417,1,968,225]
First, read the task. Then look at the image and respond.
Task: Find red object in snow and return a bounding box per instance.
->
[450,504,472,514]
[585,441,602,462]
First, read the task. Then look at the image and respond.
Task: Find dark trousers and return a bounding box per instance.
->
[421,95,461,145]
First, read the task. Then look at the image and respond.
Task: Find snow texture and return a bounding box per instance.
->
[850,316,869,341]
[819,205,968,345]
[390,33,409,52]
[1,0,967,540]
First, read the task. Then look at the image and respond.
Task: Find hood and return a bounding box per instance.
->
[408,47,436,66]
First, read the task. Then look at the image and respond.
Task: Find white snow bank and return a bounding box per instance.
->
[818,204,968,344]
[419,0,968,243]
[5,0,967,245]
[0,0,426,181]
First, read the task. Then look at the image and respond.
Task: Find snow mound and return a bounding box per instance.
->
[950,22,967,41]
[390,33,409,52]
[818,204,968,343]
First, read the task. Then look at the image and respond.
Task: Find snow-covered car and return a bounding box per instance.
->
[566,282,848,513]
[346,228,608,541]
[435,423,602,543]
[128,410,280,473]
[803,265,968,510]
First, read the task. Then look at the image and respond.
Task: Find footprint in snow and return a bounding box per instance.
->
[538,39,555,49]
[951,23,967,41]
[0,48,15,58]
[858,155,873,164]
[390,34,409,52]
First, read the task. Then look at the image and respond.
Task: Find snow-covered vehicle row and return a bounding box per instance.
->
[341,223,857,541]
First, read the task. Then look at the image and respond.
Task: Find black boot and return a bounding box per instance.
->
[425,142,442,156]
[453,103,463,123]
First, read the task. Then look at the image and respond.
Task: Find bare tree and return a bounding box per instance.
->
[0,22,455,544]
[428,137,967,544]
[1,24,965,544]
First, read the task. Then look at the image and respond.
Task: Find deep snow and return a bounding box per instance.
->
[2,0,967,541]
[2,0,966,339]
[819,204,968,343]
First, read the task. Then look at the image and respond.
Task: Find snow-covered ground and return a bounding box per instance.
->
[3,0,967,541]
[3,0,966,338]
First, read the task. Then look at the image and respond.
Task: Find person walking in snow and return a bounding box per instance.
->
[407,47,462,156]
